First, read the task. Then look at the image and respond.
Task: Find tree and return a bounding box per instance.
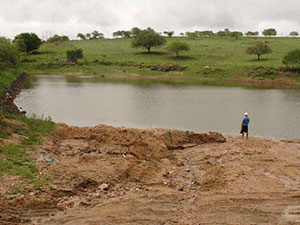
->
[163,31,174,38]
[122,31,131,38]
[0,37,18,67]
[230,31,243,39]
[289,31,299,37]
[224,28,231,36]
[216,31,226,37]
[245,31,259,37]
[13,32,42,53]
[112,30,130,38]
[282,49,300,67]
[262,28,277,37]
[179,32,185,36]
[131,27,141,37]
[246,41,272,60]
[186,32,198,40]
[131,29,166,53]
[86,33,91,39]
[14,38,26,52]
[47,34,69,43]
[77,33,86,40]
[66,49,84,63]
[166,41,190,57]
[91,30,104,39]
[112,31,121,38]
[198,30,215,37]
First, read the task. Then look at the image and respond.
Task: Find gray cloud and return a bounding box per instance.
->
[0,0,300,39]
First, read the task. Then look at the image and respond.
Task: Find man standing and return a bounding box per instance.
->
[240,112,250,139]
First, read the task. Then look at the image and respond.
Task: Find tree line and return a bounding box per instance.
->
[75,28,299,40]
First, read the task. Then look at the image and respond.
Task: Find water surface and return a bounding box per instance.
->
[15,75,300,139]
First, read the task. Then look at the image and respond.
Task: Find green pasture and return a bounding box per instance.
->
[21,37,300,79]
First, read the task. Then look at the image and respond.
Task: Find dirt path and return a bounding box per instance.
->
[1,123,300,224]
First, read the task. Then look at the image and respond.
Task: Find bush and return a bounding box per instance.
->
[166,42,190,57]
[282,49,300,67]
[14,33,42,53]
[66,49,84,63]
[0,37,18,67]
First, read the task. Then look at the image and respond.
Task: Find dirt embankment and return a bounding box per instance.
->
[1,123,300,224]
[0,72,29,114]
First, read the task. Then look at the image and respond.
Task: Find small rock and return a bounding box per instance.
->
[99,183,109,191]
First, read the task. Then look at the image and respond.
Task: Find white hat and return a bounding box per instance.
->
[244,112,248,116]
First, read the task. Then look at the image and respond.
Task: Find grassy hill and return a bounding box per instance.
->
[14,36,300,88]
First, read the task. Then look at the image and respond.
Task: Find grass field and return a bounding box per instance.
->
[19,37,300,85]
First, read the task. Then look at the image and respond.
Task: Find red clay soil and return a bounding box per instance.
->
[1,124,300,224]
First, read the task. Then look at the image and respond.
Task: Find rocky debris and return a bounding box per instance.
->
[203,66,224,75]
[0,72,29,114]
[92,60,188,72]
[150,64,187,72]
[281,139,300,144]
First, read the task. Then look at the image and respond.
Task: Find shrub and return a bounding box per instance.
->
[66,49,84,63]
[282,49,300,67]
[0,37,18,67]
[166,42,190,57]
[13,33,42,53]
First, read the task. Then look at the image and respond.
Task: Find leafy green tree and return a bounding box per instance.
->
[112,31,121,38]
[163,31,174,38]
[245,31,259,37]
[14,38,26,52]
[198,30,215,37]
[91,30,104,39]
[112,30,130,38]
[86,33,91,39]
[0,37,18,67]
[131,27,141,37]
[224,28,231,36]
[13,33,42,53]
[131,29,166,53]
[77,33,86,40]
[122,31,131,38]
[179,32,185,36]
[66,49,84,63]
[262,28,277,37]
[282,49,300,67]
[217,31,226,37]
[166,41,190,57]
[246,41,272,60]
[47,34,69,43]
[289,31,299,37]
[230,31,243,39]
[186,32,198,40]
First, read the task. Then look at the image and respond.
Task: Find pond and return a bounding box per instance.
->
[15,75,300,139]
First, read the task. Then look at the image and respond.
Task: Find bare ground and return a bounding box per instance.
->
[1,124,300,224]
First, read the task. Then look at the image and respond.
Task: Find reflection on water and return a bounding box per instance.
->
[15,75,300,139]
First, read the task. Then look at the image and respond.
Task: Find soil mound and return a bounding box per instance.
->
[3,124,300,224]
[53,124,226,160]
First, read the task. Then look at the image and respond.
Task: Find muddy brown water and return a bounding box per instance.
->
[14,75,300,139]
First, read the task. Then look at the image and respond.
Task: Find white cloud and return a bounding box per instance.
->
[0,0,300,39]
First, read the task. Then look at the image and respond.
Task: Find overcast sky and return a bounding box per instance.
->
[1,0,300,39]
